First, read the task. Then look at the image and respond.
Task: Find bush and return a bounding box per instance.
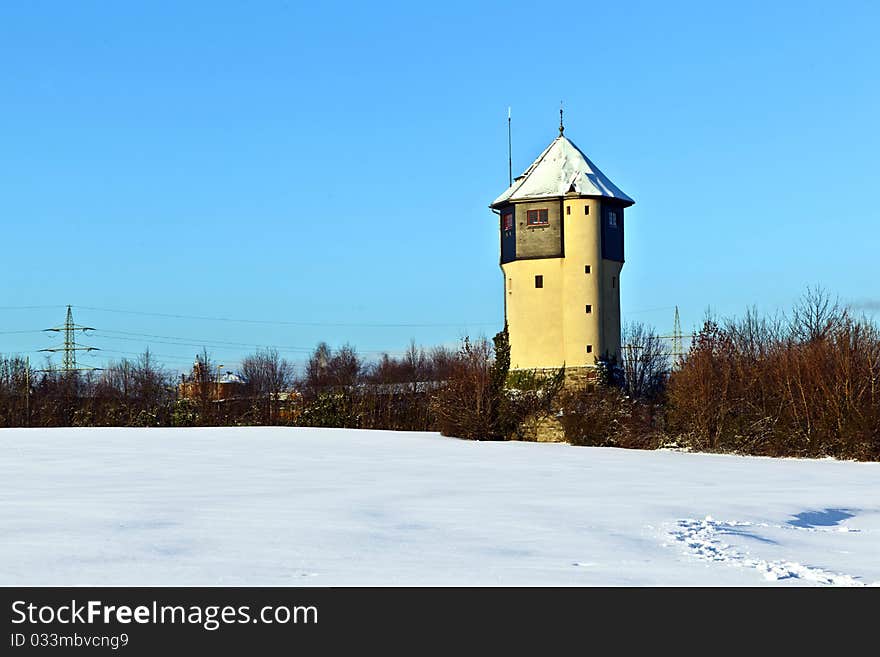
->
[430,336,497,440]
[431,326,564,441]
[558,382,664,449]
[667,290,880,460]
[299,392,360,428]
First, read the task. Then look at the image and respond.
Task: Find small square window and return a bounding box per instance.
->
[608,210,618,228]
[535,275,543,288]
[585,305,592,314]
[586,345,593,354]
[584,265,591,274]
[526,208,549,226]
[584,206,590,215]
[566,205,571,215]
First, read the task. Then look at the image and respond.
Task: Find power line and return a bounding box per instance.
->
[97,348,207,364]
[21,347,195,366]
[0,305,67,311]
[622,306,676,315]
[74,305,496,329]
[2,304,472,370]
[93,330,411,356]
[95,329,316,352]
[10,334,416,364]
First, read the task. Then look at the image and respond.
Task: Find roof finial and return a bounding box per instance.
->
[559,101,564,136]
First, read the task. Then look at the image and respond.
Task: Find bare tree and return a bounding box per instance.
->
[240,348,294,424]
[430,336,495,440]
[302,342,332,399]
[194,348,216,425]
[428,345,457,381]
[295,343,364,428]
[789,285,846,343]
[101,359,136,400]
[134,349,167,402]
[0,355,33,427]
[327,344,362,389]
[621,322,670,400]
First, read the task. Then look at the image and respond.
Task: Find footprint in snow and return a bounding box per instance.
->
[667,512,869,587]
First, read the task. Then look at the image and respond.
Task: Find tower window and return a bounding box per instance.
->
[608,210,618,228]
[612,276,617,288]
[535,275,543,288]
[566,205,571,215]
[585,305,592,314]
[502,212,513,231]
[526,209,549,226]
[584,206,590,215]
[585,265,591,274]
[586,345,593,354]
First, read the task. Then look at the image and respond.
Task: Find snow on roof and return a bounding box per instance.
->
[218,372,244,384]
[490,135,634,208]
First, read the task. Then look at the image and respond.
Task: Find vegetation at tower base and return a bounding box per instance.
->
[557,380,667,450]
[556,330,669,449]
[430,325,565,441]
[492,323,566,440]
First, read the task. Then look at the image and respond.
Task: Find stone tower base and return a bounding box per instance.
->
[511,365,599,389]
[518,412,566,443]
[560,366,600,389]
[509,366,600,443]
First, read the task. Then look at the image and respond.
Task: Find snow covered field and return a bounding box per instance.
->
[1,427,878,586]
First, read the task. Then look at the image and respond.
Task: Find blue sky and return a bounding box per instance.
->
[1,0,878,372]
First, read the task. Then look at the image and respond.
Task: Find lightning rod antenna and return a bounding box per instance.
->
[507,107,512,187]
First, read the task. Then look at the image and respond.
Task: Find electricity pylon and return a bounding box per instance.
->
[40,305,101,373]
[671,306,684,366]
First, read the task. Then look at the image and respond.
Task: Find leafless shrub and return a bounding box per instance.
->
[301,342,362,399]
[788,285,846,343]
[621,322,670,400]
[430,327,563,441]
[558,383,664,449]
[430,336,495,440]
[241,348,294,424]
[668,288,880,459]
[0,355,33,427]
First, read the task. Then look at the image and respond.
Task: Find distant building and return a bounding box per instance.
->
[178,361,246,401]
[489,123,633,376]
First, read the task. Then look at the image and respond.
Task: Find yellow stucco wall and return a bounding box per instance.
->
[501,197,622,370]
[502,258,565,369]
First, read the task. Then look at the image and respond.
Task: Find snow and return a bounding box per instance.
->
[491,135,634,208]
[1,427,878,586]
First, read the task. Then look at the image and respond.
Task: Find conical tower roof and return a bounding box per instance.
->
[490,135,633,208]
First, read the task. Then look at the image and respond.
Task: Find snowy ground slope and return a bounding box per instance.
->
[1,427,878,586]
